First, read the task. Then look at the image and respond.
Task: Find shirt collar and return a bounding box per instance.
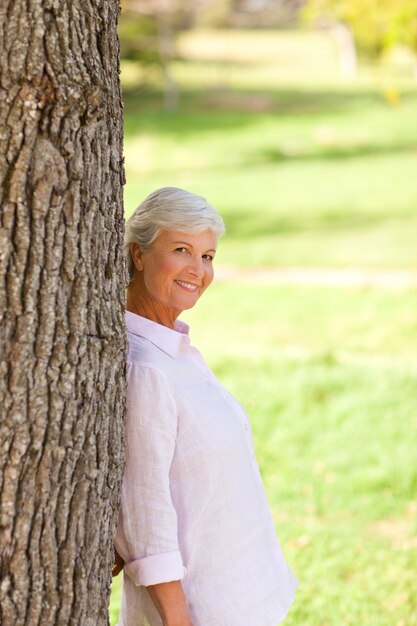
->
[125,310,190,358]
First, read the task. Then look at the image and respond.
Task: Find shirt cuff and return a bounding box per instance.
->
[124,550,186,586]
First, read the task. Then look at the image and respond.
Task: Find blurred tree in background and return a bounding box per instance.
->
[119,0,193,109]
[120,0,417,103]
[119,0,306,107]
[194,0,303,28]
[303,0,417,76]
[386,1,417,73]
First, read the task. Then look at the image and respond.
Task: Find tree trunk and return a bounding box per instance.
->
[0,2,126,625]
[330,21,357,81]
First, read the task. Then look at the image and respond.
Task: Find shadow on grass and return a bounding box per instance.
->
[258,139,417,165]
[122,84,417,138]
[123,84,417,174]
[221,207,413,239]
[123,88,257,136]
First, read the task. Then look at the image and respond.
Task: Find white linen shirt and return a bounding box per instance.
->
[115,311,298,626]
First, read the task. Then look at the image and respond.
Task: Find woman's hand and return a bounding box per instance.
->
[112,547,125,577]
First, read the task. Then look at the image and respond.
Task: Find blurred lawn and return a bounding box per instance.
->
[122,29,417,269]
[111,29,417,626]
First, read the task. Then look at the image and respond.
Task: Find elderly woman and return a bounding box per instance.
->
[114,187,298,626]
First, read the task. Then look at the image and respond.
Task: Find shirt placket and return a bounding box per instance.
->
[186,346,264,477]
[233,400,282,554]
[186,345,281,554]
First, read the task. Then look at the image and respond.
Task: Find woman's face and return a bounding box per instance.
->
[131,228,217,321]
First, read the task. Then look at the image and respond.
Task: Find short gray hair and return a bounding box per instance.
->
[124,187,225,282]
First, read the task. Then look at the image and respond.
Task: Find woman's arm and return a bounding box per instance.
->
[147,580,193,626]
[112,547,192,625]
[114,364,190,622]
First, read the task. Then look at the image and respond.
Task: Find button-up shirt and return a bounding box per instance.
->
[115,311,298,626]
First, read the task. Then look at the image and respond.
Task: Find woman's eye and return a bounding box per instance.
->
[175,247,189,253]
[203,254,214,261]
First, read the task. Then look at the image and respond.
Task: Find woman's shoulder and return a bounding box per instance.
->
[125,345,178,428]
[127,331,172,376]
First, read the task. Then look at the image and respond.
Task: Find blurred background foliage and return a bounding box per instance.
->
[119,0,417,90]
[112,2,417,625]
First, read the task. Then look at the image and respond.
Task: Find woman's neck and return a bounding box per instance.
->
[126,282,179,330]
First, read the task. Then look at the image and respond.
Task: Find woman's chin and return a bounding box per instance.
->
[176,295,200,312]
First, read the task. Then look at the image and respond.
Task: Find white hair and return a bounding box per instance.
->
[124,187,225,282]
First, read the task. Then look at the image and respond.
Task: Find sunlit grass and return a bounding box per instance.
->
[183,281,417,366]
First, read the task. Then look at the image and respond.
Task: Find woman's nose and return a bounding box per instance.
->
[187,255,204,278]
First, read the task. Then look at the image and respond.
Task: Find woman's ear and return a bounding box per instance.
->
[130,242,144,271]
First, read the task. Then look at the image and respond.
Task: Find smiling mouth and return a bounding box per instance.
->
[174,280,201,292]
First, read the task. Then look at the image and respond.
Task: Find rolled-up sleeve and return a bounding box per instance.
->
[115,362,186,586]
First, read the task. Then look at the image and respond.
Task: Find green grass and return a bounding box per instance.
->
[123,90,417,267]
[111,28,417,626]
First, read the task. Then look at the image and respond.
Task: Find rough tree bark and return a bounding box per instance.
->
[0,1,126,625]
